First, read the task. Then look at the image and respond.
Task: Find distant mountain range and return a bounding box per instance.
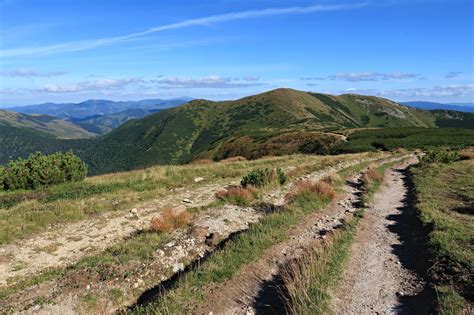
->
[5,97,193,119]
[2,97,192,136]
[401,101,474,113]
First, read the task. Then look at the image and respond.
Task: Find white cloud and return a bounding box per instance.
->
[341,84,474,98]
[327,72,420,82]
[35,77,145,93]
[0,2,366,58]
[155,75,266,89]
[1,68,66,77]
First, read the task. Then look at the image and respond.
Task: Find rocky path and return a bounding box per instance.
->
[198,172,366,315]
[0,156,384,287]
[0,157,386,313]
[332,159,433,314]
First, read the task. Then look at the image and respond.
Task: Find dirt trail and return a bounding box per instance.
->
[0,182,226,286]
[332,159,434,314]
[0,157,385,314]
[198,172,365,315]
[0,157,384,287]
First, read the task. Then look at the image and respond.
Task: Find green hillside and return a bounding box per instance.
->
[0,125,89,165]
[82,88,471,174]
[0,110,96,139]
[2,89,473,175]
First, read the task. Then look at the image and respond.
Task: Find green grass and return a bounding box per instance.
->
[281,159,400,314]
[132,179,334,314]
[0,154,369,245]
[0,229,170,301]
[332,128,474,154]
[411,159,473,312]
[283,210,363,314]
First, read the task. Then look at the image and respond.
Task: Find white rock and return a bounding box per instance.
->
[172,263,184,273]
[194,177,205,183]
[130,208,138,214]
[182,198,193,204]
[156,249,165,256]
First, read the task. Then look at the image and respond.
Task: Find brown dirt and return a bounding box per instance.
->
[331,158,434,314]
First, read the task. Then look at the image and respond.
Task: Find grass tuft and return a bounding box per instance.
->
[215,186,258,206]
[286,180,336,206]
[150,208,191,233]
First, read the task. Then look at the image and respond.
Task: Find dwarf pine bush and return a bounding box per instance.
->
[0,151,88,191]
[240,168,288,187]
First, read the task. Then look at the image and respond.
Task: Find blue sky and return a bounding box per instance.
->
[0,0,473,106]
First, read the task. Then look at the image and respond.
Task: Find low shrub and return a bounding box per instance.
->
[420,149,460,164]
[215,186,258,206]
[0,151,88,191]
[150,208,191,233]
[240,168,287,187]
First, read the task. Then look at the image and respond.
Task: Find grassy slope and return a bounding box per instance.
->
[83,88,461,174]
[412,159,473,313]
[0,110,95,139]
[3,89,473,175]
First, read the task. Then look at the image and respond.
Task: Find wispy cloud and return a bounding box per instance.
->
[301,77,326,81]
[35,77,144,93]
[304,72,421,82]
[155,76,266,89]
[0,2,366,58]
[1,68,66,77]
[445,71,463,79]
[341,84,474,98]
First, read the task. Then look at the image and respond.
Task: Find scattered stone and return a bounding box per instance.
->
[172,263,184,273]
[191,227,209,242]
[86,284,90,290]
[194,177,205,183]
[130,208,138,214]
[156,249,165,256]
[183,198,193,204]
[205,232,221,247]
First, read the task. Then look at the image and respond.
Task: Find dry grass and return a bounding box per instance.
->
[361,165,383,185]
[322,173,341,185]
[190,159,214,165]
[286,180,336,203]
[459,147,474,160]
[219,156,247,163]
[215,186,258,206]
[150,208,191,233]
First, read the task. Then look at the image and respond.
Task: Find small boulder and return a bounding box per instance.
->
[183,198,193,204]
[130,208,138,214]
[172,263,184,273]
[194,177,205,183]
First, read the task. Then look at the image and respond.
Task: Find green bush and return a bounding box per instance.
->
[0,151,88,191]
[241,168,287,187]
[420,149,460,164]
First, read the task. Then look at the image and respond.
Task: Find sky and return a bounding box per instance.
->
[0,0,473,106]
